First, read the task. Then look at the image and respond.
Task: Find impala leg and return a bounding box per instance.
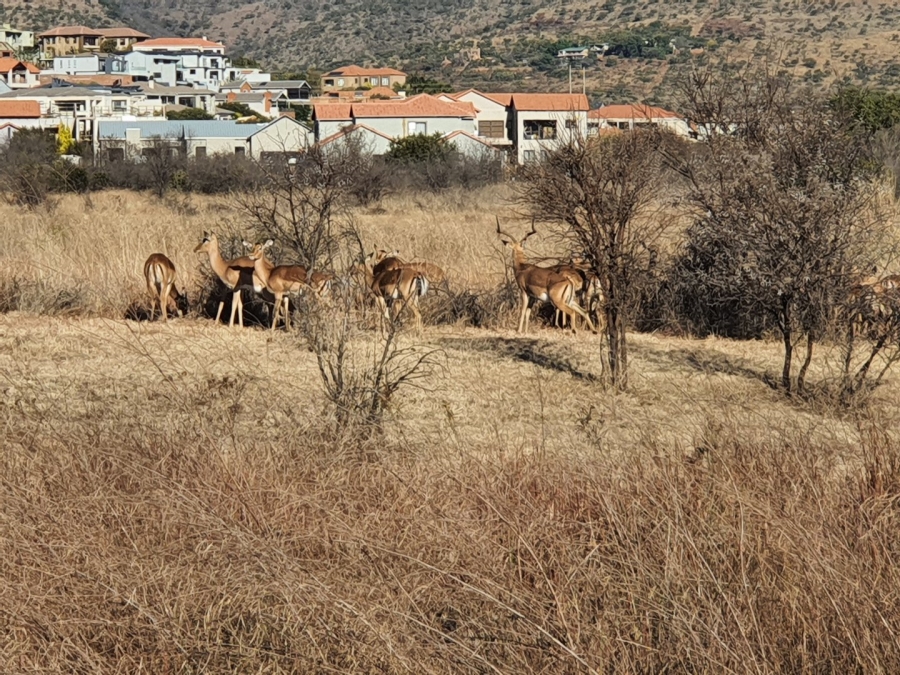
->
[229,289,240,327]
[411,298,423,336]
[518,290,529,333]
[271,293,281,329]
[283,296,292,330]
[215,301,224,324]
[161,282,173,322]
[148,289,157,322]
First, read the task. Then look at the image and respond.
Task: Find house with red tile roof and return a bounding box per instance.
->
[588,103,692,138]
[133,37,226,54]
[442,90,513,147]
[312,93,476,144]
[0,58,40,89]
[37,26,103,61]
[322,65,407,92]
[95,27,150,52]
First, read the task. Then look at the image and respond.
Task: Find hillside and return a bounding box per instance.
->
[3,0,900,105]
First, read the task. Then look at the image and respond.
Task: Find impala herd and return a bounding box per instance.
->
[142,220,607,336]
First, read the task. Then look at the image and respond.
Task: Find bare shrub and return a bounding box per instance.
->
[0,275,89,315]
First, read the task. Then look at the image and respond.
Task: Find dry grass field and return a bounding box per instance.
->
[2,189,900,672]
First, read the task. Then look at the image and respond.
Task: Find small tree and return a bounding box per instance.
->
[56,123,75,155]
[517,130,669,389]
[166,107,214,120]
[386,133,454,164]
[669,63,881,394]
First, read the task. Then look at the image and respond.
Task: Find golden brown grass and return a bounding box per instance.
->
[2,190,900,672]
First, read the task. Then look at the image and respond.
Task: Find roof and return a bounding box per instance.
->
[317,123,394,147]
[256,80,310,89]
[246,114,311,138]
[0,86,132,99]
[95,27,151,39]
[443,129,501,150]
[38,25,102,38]
[97,120,266,139]
[314,103,352,121]
[325,65,406,77]
[590,104,681,120]
[216,92,277,102]
[0,100,40,118]
[0,58,40,73]
[449,90,513,107]
[41,74,135,86]
[138,84,215,96]
[135,37,224,49]
[511,93,589,111]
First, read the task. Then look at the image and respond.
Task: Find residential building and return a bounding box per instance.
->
[95,27,150,52]
[0,58,41,89]
[106,51,179,84]
[96,115,311,160]
[441,90,513,147]
[50,53,110,76]
[443,129,506,161]
[132,37,226,55]
[215,90,281,118]
[134,82,216,114]
[0,100,51,143]
[588,104,693,138]
[314,86,404,104]
[312,93,476,142]
[322,65,406,92]
[318,124,394,156]
[38,26,103,61]
[223,67,270,85]
[252,80,311,105]
[0,24,35,52]
[0,42,14,59]
[510,93,589,164]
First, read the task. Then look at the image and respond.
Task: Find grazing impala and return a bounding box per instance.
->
[358,252,429,335]
[143,253,188,322]
[372,249,447,288]
[496,218,595,334]
[194,232,258,327]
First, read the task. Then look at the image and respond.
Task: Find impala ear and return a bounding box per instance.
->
[242,240,253,248]
[365,251,375,263]
[264,239,274,249]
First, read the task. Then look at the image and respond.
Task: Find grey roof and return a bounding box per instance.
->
[97,120,267,139]
[254,80,310,89]
[138,84,215,96]
[0,86,132,98]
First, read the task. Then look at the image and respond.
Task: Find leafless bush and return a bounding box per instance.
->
[0,275,89,315]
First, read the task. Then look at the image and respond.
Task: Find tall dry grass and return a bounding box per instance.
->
[2,188,900,671]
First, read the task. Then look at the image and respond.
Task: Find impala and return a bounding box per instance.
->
[358,252,429,335]
[373,249,447,288]
[247,240,311,330]
[143,253,188,322]
[194,232,260,327]
[496,218,595,334]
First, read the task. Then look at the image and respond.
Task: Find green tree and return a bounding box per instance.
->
[166,107,214,120]
[831,86,900,134]
[386,133,454,163]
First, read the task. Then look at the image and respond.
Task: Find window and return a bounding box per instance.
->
[565,119,577,129]
[478,120,505,138]
[408,121,426,135]
[523,150,536,162]
[112,100,126,112]
[523,120,557,140]
[107,147,125,162]
[337,78,345,87]
[195,146,207,158]
[381,77,390,86]
[234,146,245,155]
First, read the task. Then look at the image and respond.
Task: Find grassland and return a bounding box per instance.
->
[2,189,900,671]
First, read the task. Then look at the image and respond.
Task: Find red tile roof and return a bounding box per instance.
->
[0,58,40,74]
[449,90,514,107]
[95,27,151,39]
[38,25,102,38]
[136,37,224,49]
[314,94,474,121]
[511,93,589,111]
[589,104,681,120]
[443,129,500,149]
[0,100,41,118]
[325,65,406,77]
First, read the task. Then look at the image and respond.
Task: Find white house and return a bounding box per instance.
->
[133,82,216,115]
[0,58,41,89]
[312,94,476,143]
[132,37,226,55]
[132,38,228,90]
[443,129,506,163]
[510,93,589,164]
[96,115,311,160]
[0,24,35,52]
[106,51,179,85]
[317,124,394,156]
[214,90,281,118]
[588,104,694,138]
[441,90,513,147]
[50,53,109,76]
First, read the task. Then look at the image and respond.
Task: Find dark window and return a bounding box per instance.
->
[523,120,557,140]
[234,146,245,155]
[107,147,125,162]
[195,146,207,158]
[565,119,577,129]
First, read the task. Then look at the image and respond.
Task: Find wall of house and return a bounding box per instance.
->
[53,55,102,75]
[317,119,351,139]
[450,134,503,162]
[452,93,512,144]
[352,115,476,139]
[249,118,311,158]
[513,110,586,164]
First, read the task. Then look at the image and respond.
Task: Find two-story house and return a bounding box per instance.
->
[106,51,180,84]
[38,26,103,62]
[50,53,111,76]
[95,27,150,52]
[440,90,513,147]
[133,38,227,90]
[322,65,406,92]
[0,24,35,53]
[0,58,41,89]
[511,93,589,164]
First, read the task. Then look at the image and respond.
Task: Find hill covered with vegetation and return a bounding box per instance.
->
[4,0,900,105]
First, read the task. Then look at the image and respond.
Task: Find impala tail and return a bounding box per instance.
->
[416,274,430,298]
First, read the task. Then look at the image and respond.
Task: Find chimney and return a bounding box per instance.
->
[226,92,236,102]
